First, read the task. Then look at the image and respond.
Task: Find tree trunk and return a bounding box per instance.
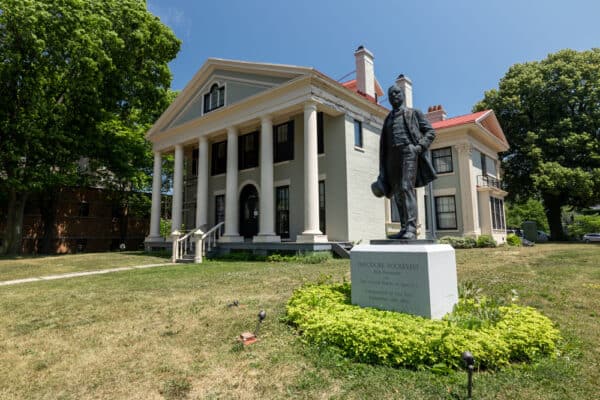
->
[40,189,58,254]
[1,190,28,255]
[543,194,565,241]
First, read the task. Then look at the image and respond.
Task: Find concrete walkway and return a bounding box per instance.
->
[0,263,173,287]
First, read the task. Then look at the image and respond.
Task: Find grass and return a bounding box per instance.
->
[0,251,170,281]
[0,244,599,399]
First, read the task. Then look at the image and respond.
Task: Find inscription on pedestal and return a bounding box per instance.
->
[350,244,458,319]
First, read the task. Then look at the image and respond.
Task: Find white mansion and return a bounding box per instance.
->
[144,47,509,258]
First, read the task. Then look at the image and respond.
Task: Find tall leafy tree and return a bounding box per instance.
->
[475,49,600,240]
[0,0,180,254]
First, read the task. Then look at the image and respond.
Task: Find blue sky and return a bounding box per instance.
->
[147,0,600,117]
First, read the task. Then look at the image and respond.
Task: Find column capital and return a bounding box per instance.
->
[304,101,317,112]
[456,143,472,153]
[226,126,238,136]
[199,135,208,144]
[260,115,273,124]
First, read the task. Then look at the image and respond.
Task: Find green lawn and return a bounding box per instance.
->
[0,244,599,399]
[0,251,171,281]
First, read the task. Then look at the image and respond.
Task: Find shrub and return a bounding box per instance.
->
[567,214,600,238]
[506,233,522,247]
[476,234,497,248]
[266,251,332,264]
[438,236,477,249]
[286,283,561,370]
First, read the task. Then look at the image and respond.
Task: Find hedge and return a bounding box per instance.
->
[286,283,560,370]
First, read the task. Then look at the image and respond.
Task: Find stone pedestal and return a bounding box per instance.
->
[350,243,458,319]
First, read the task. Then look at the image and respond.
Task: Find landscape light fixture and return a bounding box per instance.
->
[462,351,475,399]
[238,310,267,346]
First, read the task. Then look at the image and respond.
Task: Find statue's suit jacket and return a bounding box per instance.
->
[378,108,437,198]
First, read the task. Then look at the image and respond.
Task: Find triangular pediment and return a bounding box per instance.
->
[148,59,312,137]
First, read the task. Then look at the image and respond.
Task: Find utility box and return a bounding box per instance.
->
[522,221,538,243]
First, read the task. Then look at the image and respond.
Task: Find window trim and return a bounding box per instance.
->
[203,83,225,114]
[435,195,458,230]
[275,185,290,239]
[353,119,363,148]
[215,194,225,226]
[491,197,506,230]
[432,146,453,174]
[211,140,227,176]
[317,112,325,154]
[238,131,259,170]
[273,120,294,163]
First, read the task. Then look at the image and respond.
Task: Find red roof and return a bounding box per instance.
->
[431,110,489,130]
[341,79,384,97]
[432,110,508,146]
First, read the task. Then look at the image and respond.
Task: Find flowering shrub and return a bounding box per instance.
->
[286,283,561,370]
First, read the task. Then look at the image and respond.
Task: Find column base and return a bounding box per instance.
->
[296,234,328,243]
[144,236,166,251]
[253,234,281,243]
[219,235,244,243]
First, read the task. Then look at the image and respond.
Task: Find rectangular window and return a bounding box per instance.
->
[203,93,211,113]
[218,86,225,108]
[215,194,225,225]
[491,197,505,230]
[78,202,90,217]
[317,112,325,154]
[432,147,453,173]
[354,119,363,148]
[273,121,294,163]
[211,140,227,175]
[239,131,259,170]
[192,148,199,176]
[276,186,290,239]
[481,152,488,177]
[319,180,326,234]
[435,196,457,230]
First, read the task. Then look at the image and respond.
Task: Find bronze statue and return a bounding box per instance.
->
[371,83,437,239]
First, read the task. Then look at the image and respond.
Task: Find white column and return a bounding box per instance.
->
[221,126,243,242]
[457,143,480,236]
[254,115,280,242]
[297,102,327,243]
[171,144,184,232]
[147,151,163,240]
[195,136,209,229]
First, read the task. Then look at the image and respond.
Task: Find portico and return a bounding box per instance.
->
[146,101,330,246]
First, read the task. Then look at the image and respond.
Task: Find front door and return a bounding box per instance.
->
[239,184,259,239]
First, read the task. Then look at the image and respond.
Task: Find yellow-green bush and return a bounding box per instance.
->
[286,283,561,370]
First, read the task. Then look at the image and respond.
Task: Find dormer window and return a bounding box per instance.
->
[203,83,225,113]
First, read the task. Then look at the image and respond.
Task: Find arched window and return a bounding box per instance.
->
[203,83,225,113]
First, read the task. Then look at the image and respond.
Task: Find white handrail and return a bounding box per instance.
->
[173,223,224,263]
[199,222,225,259]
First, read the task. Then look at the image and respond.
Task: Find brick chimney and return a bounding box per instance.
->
[395,74,413,108]
[426,105,447,123]
[354,45,375,99]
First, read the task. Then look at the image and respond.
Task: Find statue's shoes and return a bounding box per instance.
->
[399,232,417,240]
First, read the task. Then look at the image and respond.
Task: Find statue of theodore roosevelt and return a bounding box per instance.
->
[371,82,437,240]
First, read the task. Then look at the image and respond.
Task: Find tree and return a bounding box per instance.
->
[475,49,600,240]
[506,198,549,232]
[0,0,180,254]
